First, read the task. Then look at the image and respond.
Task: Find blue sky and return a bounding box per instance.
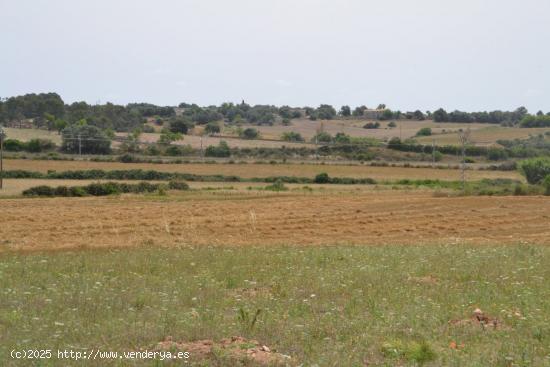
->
[1,0,549,111]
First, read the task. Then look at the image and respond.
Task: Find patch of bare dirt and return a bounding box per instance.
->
[154,336,292,366]
[449,308,505,331]
[407,275,439,285]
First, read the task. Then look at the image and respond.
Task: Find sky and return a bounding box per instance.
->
[1,0,549,112]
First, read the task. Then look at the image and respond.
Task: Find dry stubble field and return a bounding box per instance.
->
[1,191,549,252]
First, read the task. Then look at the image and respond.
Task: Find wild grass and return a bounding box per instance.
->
[1,245,549,366]
[3,128,62,144]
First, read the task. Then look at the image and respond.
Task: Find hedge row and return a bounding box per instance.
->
[2,169,378,185]
[3,139,57,153]
[22,181,189,197]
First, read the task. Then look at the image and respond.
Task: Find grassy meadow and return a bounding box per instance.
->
[1,245,550,366]
[3,128,62,144]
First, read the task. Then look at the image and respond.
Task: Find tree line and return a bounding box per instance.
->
[1,93,548,134]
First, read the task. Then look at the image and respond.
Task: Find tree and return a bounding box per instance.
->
[339,105,351,117]
[433,108,449,122]
[204,122,221,135]
[413,110,425,121]
[379,109,394,121]
[54,119,67,133]
[291,110,302,119]
[278,106,292,119]
[315,104,337,120]
[352,106,367,117]
[61,123,111,154]
[169,117,192,134]
[520,114,550,128]
[240,128,259,139]
[159,131,183,145]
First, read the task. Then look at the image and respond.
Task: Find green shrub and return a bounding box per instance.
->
[3,139,26,152]
[416,127,432,136]
[86,182,121,196]
[205,141,231,157]
[118,153,138,163]
[314,172,330,184]
[487,147,508,161]
[26,139,56,153]
[168,180,190,190]
[165,145,184,156]
[543,175,550,196]
[264,179,288,191]
[69,186,88,197]
[22,185,55,197]
[363,122,380,129]
[406,341,436,365]
[281,131,304,142]
[240,128,259,139]
[3,138,56,152]
[311,132,332,143]
[519,157,550,184]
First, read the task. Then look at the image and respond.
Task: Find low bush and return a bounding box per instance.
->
[519,157,550,184]
[416,127,432,136]
[168,180,190,190]
[264,179,288,191]
[314,172,330,184]
[543,175,550,196]
[205,141,231,157]
[3,138,56,153]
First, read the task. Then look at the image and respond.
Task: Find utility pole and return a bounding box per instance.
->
[458,129,470,194]
[0,126,5,190]
[200,136,204,162]
[78,133,82,156]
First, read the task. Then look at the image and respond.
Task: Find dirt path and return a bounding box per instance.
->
[1,191,548,252]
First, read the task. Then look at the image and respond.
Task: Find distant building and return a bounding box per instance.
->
[362,109,385,120]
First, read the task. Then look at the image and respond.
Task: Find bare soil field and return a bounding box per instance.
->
[3,159,523,181]
[1,191,548,252]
